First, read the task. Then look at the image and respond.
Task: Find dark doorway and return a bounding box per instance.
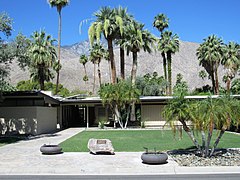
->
[62,105,87,128]
[88,107,96,127]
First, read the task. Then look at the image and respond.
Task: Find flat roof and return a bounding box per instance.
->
[2,91,240,105]
[61,94,240,104]
[1,91,60,104]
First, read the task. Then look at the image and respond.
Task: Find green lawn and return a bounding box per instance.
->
[60,130,240,152]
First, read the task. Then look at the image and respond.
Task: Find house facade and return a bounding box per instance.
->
[1,91,238,135]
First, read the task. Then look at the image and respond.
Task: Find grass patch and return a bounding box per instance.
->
[60,130,240,152]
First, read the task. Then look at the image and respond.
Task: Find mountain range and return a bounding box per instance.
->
[9,40,228,93]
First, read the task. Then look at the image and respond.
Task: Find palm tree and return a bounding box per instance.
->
[161,31,179,95]
[163,93,240,157]
[89,43,107,92]
[162,93,201,151]
[88,7,124,84]
[191,96,240,157]
[99,80,140,129]
[28,30,57,90]
[103,51,111,82]
[197,35,224,95]
[114,7,133,80]
[48,0,69,94]
[124,22,155,85]
[153,13,169,33]
[157,36,168,85]
[79,54,88,84]
[89,53,96,94]
[222,42,240,93]
[154,14,169,83]
[123,21,155,121]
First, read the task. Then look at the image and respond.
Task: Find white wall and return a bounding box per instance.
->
[0,107,57,135]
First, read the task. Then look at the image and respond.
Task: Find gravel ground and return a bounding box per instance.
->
[168,149,240,166]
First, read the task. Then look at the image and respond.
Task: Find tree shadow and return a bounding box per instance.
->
[0,136,27,145]
[167,146,198,155]
[167,146,229,156]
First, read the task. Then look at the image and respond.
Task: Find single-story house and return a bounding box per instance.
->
[1,91,239,135]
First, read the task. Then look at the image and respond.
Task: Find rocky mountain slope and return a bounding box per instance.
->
[9,40,227,93]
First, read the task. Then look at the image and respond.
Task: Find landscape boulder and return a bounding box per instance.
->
[87,138,115,155]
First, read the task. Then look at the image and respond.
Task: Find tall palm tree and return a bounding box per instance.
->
[103,51,111,83]
[48,0,69,94]
[88,7,124,84]
[153,13,169,33]
[28,30,57,90]
[222,42,240,93]
[89,53,96,94]
[114,7,133,80]
[89,43,107,92]
[153,14,169,82]
[197,35,224,95]
[123,21,155,121]
[79,54,88,84]
[161,31,179,95]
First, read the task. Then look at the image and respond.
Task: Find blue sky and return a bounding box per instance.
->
[1,0,240,45]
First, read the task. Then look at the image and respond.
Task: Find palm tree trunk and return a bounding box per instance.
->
[97,61,101,86]
[162,52,167,80]
[55,10,62,95]
[108,61,112,83]
[124,105,131,128]
[211,67,216,94]
[179,119,201,151]
[210,62,216,94]
[201,129,206,156]
[205,120,214,157]
[130,51,138,122]
[114,104,123,129]
[210,116,231,157]
[92,63,96,94]
[131,52,138,85]
[162,52,168,94]
[84,65,87,84]
[210,128,225,157]
[120,47,125,80]
[107,38,116,84]
[215,68,219,95]
[226,78,231,94]
[167,51,172,95]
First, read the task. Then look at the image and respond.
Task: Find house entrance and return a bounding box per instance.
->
[62,105,96,128]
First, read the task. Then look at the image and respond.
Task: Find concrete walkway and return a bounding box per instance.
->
[0,128,239,175]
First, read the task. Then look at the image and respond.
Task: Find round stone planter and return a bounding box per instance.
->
[40,144,62,155]
[141,152,168,164]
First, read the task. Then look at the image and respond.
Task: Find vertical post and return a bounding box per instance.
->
[86,105,89,129]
